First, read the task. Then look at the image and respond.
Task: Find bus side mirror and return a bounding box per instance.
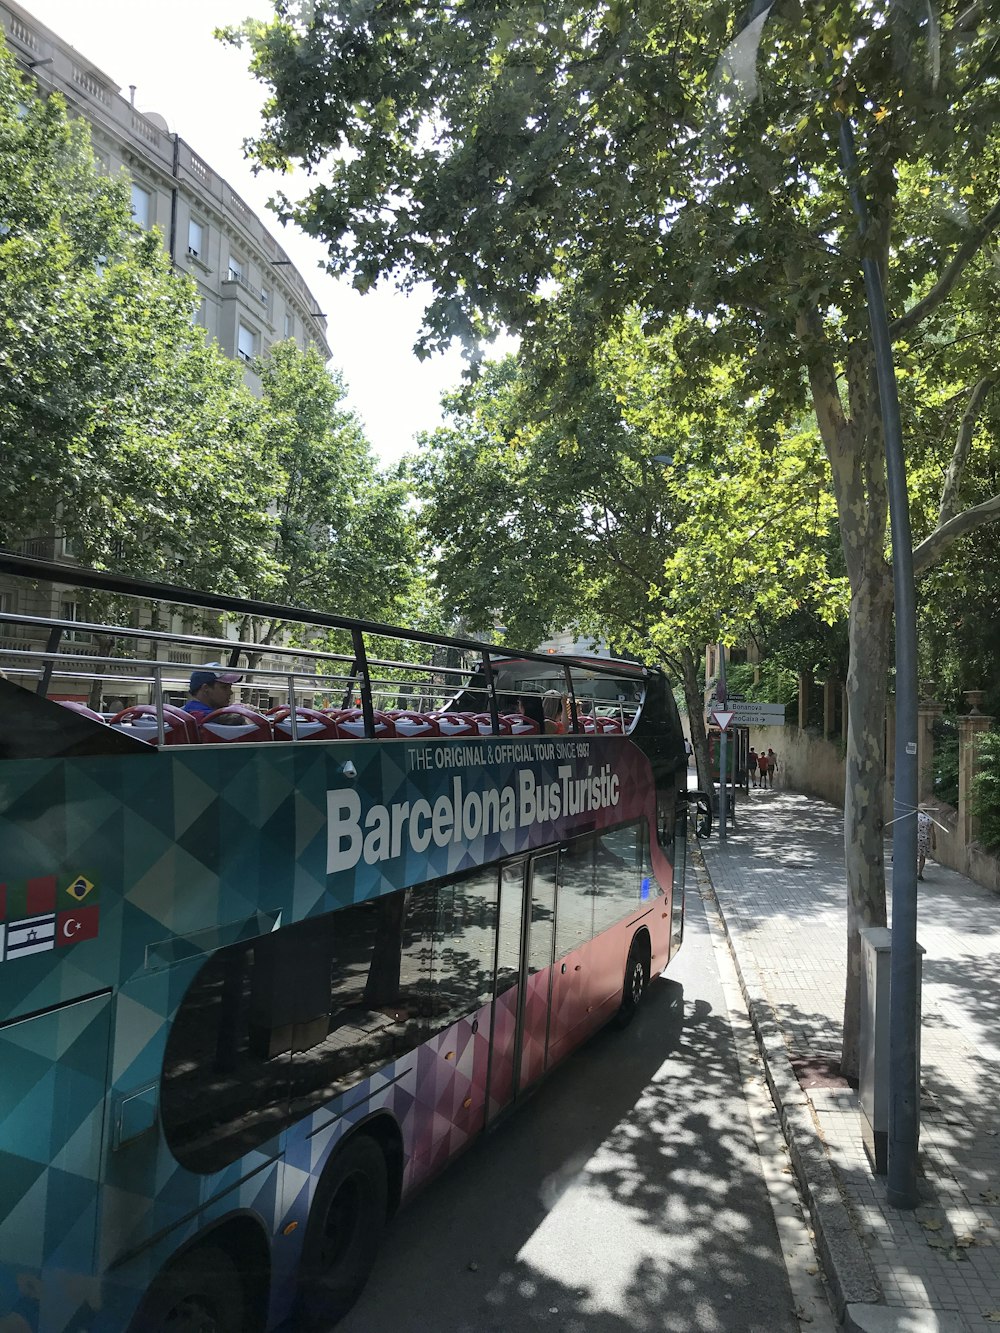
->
[679,788,712,840]
[696,798,712,840]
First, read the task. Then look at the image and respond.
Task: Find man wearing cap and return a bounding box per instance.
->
[183,667,240,717]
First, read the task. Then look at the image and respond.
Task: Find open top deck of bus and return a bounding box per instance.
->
[0,552,667,758]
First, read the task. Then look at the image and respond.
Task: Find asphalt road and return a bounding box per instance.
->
[333,886,808,1333]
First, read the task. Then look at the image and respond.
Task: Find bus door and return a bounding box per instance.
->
[486,852,557,1123]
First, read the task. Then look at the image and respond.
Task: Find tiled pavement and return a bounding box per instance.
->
[698,786,1000,1333]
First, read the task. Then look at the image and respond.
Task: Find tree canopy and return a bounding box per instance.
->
[251,339,420,640]
[0,36,280,593]
[412,316,842,784]
[0,35,420,638]
[232,0,1000,1075]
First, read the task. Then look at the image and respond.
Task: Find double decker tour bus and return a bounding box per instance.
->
[0,554,704,1333]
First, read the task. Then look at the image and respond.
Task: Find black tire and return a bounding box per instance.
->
[131,1245,246,1333]
[614,940,649,1029]
[296,1134,389,1329]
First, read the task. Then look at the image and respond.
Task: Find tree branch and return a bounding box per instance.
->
[914,491,1000,575]
[891,199,1000,339]
[939,376,996,524]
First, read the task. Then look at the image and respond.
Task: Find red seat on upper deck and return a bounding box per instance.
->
[431,712,477,737]
[198,704,274,743]
[385,710,441,738]
[57,700,106,723]
[110,703,200,745]
[469,712,512,735]
[267,707,341,741]
[331,708,397,739]
[595,717,623,734]
[503,713,541,735]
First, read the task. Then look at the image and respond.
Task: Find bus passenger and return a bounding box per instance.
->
[542,690,564,734]
[517,695,547,734]
[183,667,242,717]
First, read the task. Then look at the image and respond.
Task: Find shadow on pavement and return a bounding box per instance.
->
[338,969,799,1333]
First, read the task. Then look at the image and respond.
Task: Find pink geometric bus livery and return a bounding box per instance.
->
[0,552,707,1333]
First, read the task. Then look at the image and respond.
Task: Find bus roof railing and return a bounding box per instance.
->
[0,552,648,681]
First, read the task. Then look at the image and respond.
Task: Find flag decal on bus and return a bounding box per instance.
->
[56,906,100,946]
[4,913,56,960]
[0,875,100,961]
[66,874,96,902]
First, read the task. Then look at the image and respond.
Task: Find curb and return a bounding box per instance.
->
[694,844,883,1325]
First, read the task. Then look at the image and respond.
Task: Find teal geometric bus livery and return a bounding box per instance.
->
[0,553,705,1332]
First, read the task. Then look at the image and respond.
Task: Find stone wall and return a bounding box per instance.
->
[773,680,1000,894]
[748,724,845,807]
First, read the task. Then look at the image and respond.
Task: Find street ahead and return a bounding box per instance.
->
[332,880,828,1333]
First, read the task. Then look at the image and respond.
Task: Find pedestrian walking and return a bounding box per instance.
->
[917,805,937,880]
[748,747,759,787]
[757,749,770,788]
[766,748,777,788]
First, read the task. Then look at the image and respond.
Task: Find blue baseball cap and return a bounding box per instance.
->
[189,664,242,692]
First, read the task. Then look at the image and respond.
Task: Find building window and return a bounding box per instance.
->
[60,600,90,642]
[188,218,204,258]
[259,284,269,306]
[228,254,243,282]
[131,182,152,229]
[237,323,257,363]
[284,312,295,339]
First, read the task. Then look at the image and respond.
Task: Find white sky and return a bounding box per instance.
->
[21,0,477,465]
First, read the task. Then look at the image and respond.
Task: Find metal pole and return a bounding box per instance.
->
[717,642,728,845]
[731,723,738,827]
[838,114,920,1208]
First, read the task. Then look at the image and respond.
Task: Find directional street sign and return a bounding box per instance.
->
[728,701,786,727]
[706,701,786,727]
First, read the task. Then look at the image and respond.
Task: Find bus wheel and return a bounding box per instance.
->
[297,1134,389,1328]
[614,939,649,1029]
[133,1245,246,1333]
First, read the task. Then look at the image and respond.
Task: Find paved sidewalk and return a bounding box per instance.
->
[698,787,1000,1333]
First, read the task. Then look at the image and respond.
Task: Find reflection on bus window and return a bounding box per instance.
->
[593,823,647,932]
[430,869,498,1028]
[162,866,499,1174]
[555,820,648,957]
[495,863,525,995]
[527,854,557,974]
[556,837,595,955]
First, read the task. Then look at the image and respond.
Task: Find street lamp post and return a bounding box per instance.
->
[838,113,920,1209]
[717,642,728,846]
[650,452,731,842]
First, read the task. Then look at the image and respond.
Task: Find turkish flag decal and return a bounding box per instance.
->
[56,906,100,947]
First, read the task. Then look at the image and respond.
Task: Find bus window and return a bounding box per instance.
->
[526,853,557,974]
[555,836,595,956]
[428,868,498,1029]
[162,900,433,1174]
[495,864,525,996]
[592,822,647,933]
